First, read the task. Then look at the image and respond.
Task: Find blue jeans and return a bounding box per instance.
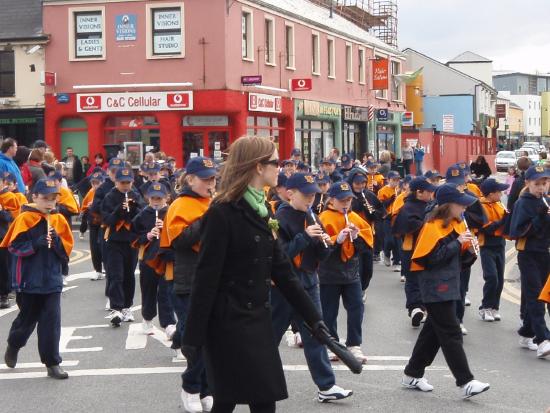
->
[480,246,505,310]
[414,160,423,176]
[271,280,335,391]
[172,292,210,396]
[320,280,364,347]
[383,219,401,265]
[139,263,176,328]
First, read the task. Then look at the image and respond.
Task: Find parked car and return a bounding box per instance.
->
[516,148,539,164]
[495,151,517,171]
[522,141,541,152]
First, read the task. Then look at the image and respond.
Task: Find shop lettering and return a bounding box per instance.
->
[76,15,102,32]
[154,11,181,29]
[249,93,281,113]
[344,106,368,122]
[77,92,193,112]
[303,100,341,118]
[106,96,162,108]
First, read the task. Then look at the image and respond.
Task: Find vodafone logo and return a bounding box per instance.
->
[290,78,312,91]
[167,93,190,108]
[80,95,101,110]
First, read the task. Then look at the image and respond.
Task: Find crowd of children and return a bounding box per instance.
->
[1,141,549,411]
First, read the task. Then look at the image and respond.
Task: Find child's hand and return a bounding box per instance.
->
[457,231,473,245]
[348,224,359,239]
[155,218,164,230]
[336,228,352,244]
[305,224,323,239]
[148,227,160,240]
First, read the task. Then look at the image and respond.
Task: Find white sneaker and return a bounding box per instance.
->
[121,308,134,322]
[460,324,468,335]
[201,396,213,412]
[142,320,154,335]
[318,384,353,402]
[362,289,368,303]
[401,375,434,392]
[62,277,68,286]
[519,336,538,351]
[91,272,104,281]
[536,340,550,358]
[461,379,490,399]
[109,310,122,327]
[478,309,495,322]
[393,264,401,272]
[383,255,391,267]
[490,309,501,321]
[400,275,406,282]
[79,233,84,240]
[347,346,368,364]
[180,389,202,413]
[327,349,339,361]
[165,324,177,340]
[174,349,186,361]
[464,295,471,306]
[294,332,303,348]
[285,330,297,348]
[411,308,424,328]
[104,298,111,311]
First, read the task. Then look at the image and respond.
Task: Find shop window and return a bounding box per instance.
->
[295,120,334,170]
[311,32,320,75]
[285,23,295,69]
[264,17,275,65]
[70,8,105,60]
[104,116,160,154]
[242,9,254,61]
[345,43,353,82]
[327,37,335,78]
[147,3,185,58]
[358,48,366,84]
[0,51,15,96]
[247,116,283,144]
[391,60,401,101]
[60,118,88,159]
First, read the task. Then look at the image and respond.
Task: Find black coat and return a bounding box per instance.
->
[182,199,322,404]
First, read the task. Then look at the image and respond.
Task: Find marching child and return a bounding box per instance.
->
[1,178,73,379]
[272,172,353,402]
[0,175,16,308]
[377,171,402,270]
[364,160,385,195]
[403,184,490,398]
[312,172,331,214]
[268,173,289,214]
[509,166,550,358]
[477,178,510,322]
[160,156,215,412]
[319,181,373,364]
[1,172,27,216]
[81,172,105,280]
[132,183,176,338]
[391,175,413,282]
[101,167,144,327]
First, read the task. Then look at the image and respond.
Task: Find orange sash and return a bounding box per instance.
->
[319,208,373,262]
[391,191,408,217]
[378,185,398,215]
[81,188,95,213]
[466,183,482,198]
[539,274,550,304]
[0,206,74,257]
[0,190,21,218]
[410,218,468,271]
[478,198,507,246]
[367,173,384,190]
[58,186,80,214]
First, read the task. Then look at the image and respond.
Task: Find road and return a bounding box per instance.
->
[0,226,549,413]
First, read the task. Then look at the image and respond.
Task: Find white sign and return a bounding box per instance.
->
[249,93,282,114]
[153,10,181,30]
[442,114,454,133]
[77,91,193,112]
[76,38,103,57]
[76,14,102,33]
[153,34,182,54]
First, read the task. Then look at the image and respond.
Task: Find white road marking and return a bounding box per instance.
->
[0,360,79,370]
[125,323,171,350]
[60,326,104,353]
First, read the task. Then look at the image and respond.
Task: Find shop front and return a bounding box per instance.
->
[371,110,403,159]
[294,99,342,169]
[0,108,45,148]
[342,105,369,159]
[44,90,294,167]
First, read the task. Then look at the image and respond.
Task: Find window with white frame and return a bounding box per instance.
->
[358,48,365,84]
[345,43,353,82]
[327,37,335,78]
[285,23,295,69]
[151,7,183,56]
[391,60,401,100]
[73,11,104,58]
[264,17,275,65]
[312,32,320,75]
[242,10,253,60]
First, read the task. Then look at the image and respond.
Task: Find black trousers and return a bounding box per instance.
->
[211,401,276,413]
[405,301,474,387]
[0,248,11,296]
[104,240,138,311]
[455,267,471,323]
[359,249,373,290]
[89,224,102,273]
[7,292,62,367]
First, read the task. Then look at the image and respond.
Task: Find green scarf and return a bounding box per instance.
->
[243,186,268,218]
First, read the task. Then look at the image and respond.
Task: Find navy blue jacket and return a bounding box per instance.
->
[392,195,429,244]
[90,177,114,218]
[509,192,550,252]
[101,187,144,242]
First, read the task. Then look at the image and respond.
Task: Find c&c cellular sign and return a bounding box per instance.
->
[77,91,193,112]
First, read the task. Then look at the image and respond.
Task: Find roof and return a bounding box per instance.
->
[509,102,523,110]
[447,51,492,64]
[251,0,401,56]
[493,71,550,78]
[403,48,497,93]
[0,0,45,41]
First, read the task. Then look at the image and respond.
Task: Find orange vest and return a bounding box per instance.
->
[478,198,508,246]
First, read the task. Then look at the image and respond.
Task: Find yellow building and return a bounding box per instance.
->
[406,74,423,127]
[542,91,550,139]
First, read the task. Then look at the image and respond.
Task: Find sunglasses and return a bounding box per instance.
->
[261,159,279,167]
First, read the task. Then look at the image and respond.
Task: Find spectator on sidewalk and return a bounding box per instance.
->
[401,143,414,175]
[470,156,492,181]
[0,139,26,193]
[413,143,425,176]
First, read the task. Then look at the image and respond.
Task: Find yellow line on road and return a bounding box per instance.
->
[69,249,91,266]
[502,247,521,305]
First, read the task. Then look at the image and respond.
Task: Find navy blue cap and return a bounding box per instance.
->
[424,170,443,179]
[291,148,301,156]
[48,171,63,181]
[89,171,105,182]
[277,172,288,188]
[455,162,471,174]
[297,161,310,172]
[365,160,378,169]
[410,176,437,192]
[186,156,217,179]
[281,159,295,167]
[341,154,353,164]
[445,165,466,185]
[142,162,160,174]
[108,158,124,169]
[436,184,477,206]
[1,172,16,183]
[286,173,321,194]
[315,172,330,184]
[525,165,550,181]
[146,182,168,198]
[321,158,336,165]
[328,181,356,200]
[32,178,60,195]
[387,171,400,180]
[352,173,367,183]
[480,178,509,196]
[403,174,414,184]
[115,167,134,182]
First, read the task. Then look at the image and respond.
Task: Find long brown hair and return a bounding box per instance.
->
[426,203,455,227]
[215,136,275,203]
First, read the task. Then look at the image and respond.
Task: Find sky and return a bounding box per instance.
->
[397,0,550,74]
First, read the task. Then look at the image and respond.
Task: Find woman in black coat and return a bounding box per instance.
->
[470,156,492,180]
[182,137,326,413]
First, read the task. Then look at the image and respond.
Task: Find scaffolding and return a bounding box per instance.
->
[309,0,398,48]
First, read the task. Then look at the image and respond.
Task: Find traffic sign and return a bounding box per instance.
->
[290,78,312,91]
